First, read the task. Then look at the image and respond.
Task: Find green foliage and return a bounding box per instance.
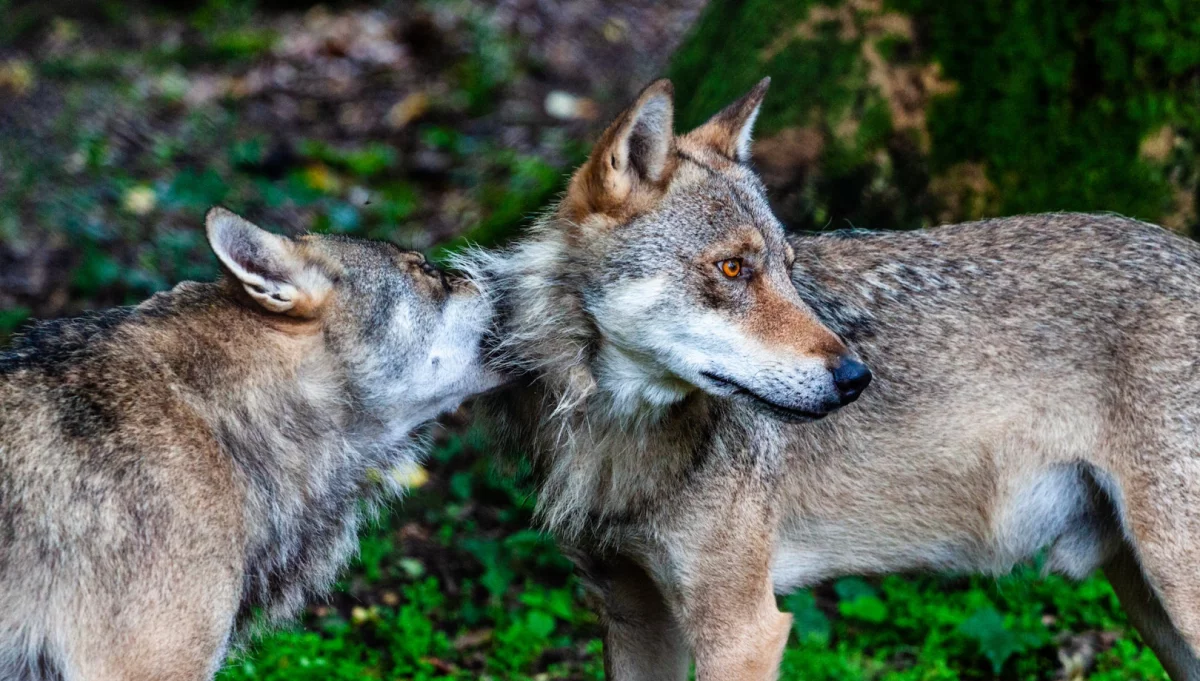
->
[670,0,932,230]
[834,578,889,624]
[957,607,1045,673]
[777,568,1167,680]
[0,307,30,341]
[670,0,1200,232]
[455,12,519,116]
[892,0,1200,220]
[298,141,400,179]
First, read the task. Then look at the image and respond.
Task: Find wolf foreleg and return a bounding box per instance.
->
[663,480,791,681]
[572,551,691,681]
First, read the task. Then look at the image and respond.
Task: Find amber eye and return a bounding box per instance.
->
[718,258,743,278]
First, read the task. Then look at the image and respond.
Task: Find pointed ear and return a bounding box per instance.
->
[566,79,676,219]
[686,77,770,163]
[205,207,331,318]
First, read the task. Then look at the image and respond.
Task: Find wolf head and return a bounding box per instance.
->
[475,80,869,424]
[205,207,502,434]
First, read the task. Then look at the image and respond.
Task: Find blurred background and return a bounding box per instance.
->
[1,0,1198,678]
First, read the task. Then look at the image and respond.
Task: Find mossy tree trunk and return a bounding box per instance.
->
[669,0,1200,234]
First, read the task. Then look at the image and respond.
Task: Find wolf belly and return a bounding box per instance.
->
[772,462,1122,592]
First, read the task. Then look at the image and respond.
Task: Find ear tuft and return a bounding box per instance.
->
[687,76,771,163]
[620,79,675,182]
[566,79,677,220]
[205,207,328,317]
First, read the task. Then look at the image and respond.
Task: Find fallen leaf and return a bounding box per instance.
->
[0,60,35,96]
[303,164,341,194]
[387,91,430,129]
[544,91,599,121]
[390,461,429,488]
[453,628,494,650]
[122,186,158,216]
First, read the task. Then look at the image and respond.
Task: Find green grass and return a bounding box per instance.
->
[218,429,1161,676]
[214,432,1167,681]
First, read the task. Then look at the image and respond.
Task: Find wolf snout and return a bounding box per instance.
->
[830,355,871,406]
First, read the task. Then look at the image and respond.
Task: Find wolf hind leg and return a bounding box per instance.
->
[1105,442,1200,674]
[1104,541,1200,680]
[1122,499,1200,652]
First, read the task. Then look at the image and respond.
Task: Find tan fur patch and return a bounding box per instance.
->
[748,279,847,361]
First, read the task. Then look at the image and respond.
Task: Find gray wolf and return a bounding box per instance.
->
[461,79,1200,680]
[0,207,501,680]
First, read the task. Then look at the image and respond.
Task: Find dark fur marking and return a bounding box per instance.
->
[216,406,281,501]
[219,395,364,630]
[677,148,753,175]
[805,228,879,240]
[363,279,401,345]
[1,645,65,681]
[723,182,761,224]
[676,150,721,176]
[0,470,15,575]
[681,402,719,479]
[675,151,763,221]
[693,268,730,310]
[0,307,137,376]
[54,383,120,439]
[34,647,63,681]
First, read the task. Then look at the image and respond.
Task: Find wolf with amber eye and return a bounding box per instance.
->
[463,77,1200,681]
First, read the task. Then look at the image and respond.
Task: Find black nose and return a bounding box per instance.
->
[831,356,872,405]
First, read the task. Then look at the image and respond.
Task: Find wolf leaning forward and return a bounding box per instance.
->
[0,209,501,680]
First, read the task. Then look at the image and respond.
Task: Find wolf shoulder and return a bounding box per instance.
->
[790,212,1200,312]
[795,212,1200,278]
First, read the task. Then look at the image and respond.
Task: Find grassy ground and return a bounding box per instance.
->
[0,1,1180,679]
[215,423,1171,681]
[217,423,1170,681]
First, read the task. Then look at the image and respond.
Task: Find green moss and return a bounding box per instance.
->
[671,0,929,231]
[672,0,854,134]
[670,0,1200,232]
[893,0,1200,222]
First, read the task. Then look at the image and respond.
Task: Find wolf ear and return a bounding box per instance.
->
[566,79,675,219]
[686,77,770,163]
[205,207,330,317]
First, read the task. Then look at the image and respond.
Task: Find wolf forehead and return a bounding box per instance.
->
[596,163,793,272]
[298,234,419,274]
[298,234,452,298]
